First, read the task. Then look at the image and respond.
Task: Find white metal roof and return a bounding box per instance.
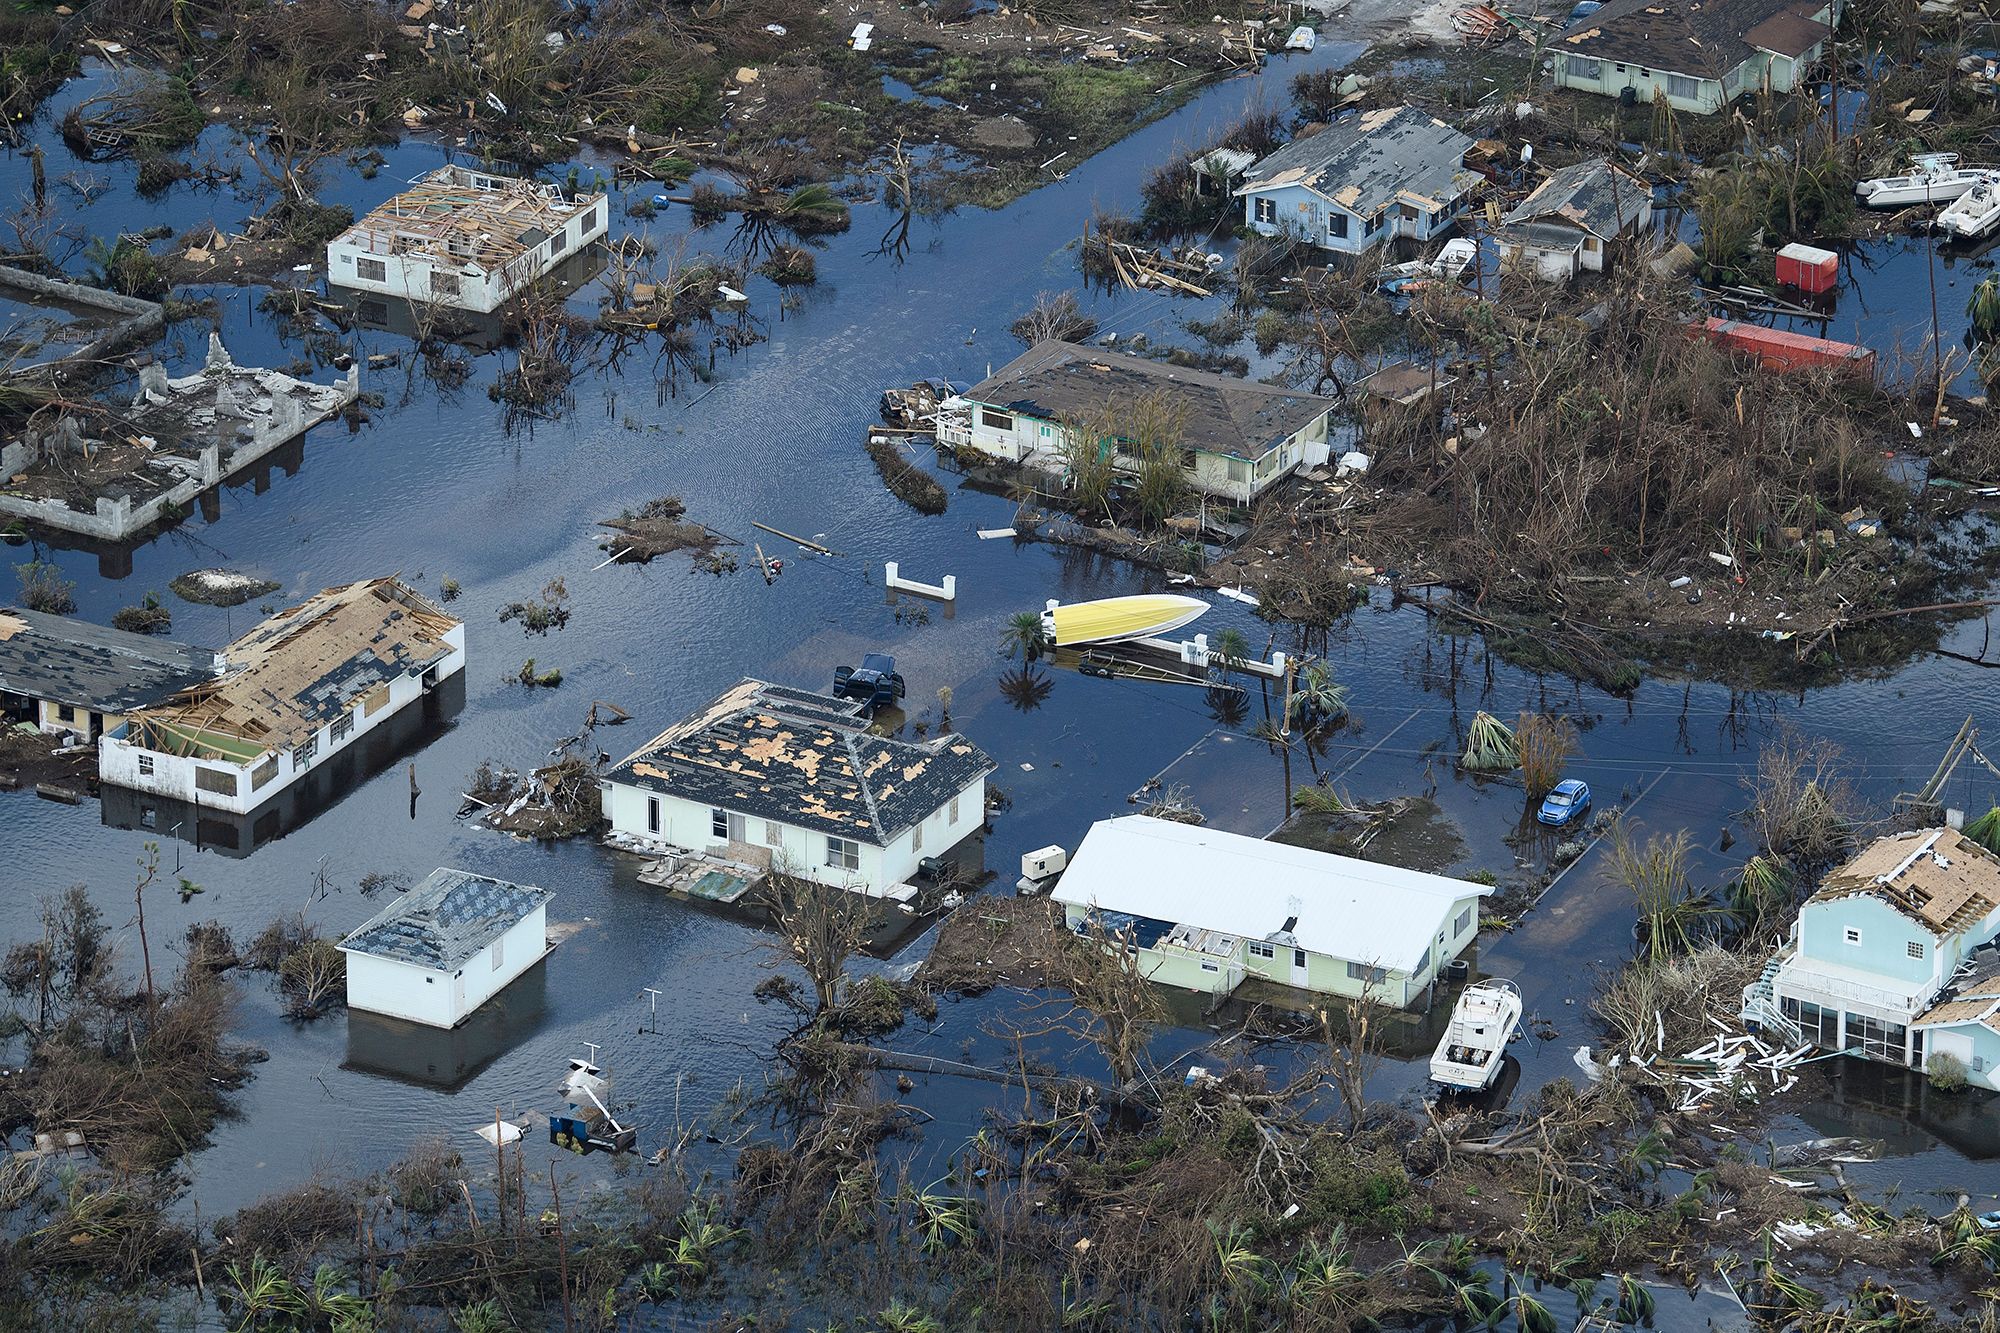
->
[1051,816,1491,972]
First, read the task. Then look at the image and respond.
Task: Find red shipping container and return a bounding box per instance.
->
[1697,317,1875,379]
[1775,242,1839,294]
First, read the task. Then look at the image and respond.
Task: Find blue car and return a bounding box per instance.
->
[1537,779,1592,827]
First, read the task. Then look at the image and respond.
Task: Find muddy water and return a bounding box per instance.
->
[2,47,1999,1219]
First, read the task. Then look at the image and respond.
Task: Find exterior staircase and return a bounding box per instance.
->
[1740,951,1805,1047]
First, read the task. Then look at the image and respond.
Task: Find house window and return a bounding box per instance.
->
[1329,212,1348,238]
[138,755,155,776]
[1414,946,1432,976]
[429,270,462,297]
[251,756,278,790]
[827,836,860,872]
[1346,961,1387,985]
[1780,997,1840,1047]
[1844,1013,1911,1065]
[293,735,317,767]
[1907,940,1926,959]
[949,794,961,823]
[1254,197,1276,224]
[195,766,237,797]
[491,936,505,971]
[1582,236,1600,252]
[912,821,924,853]
[1248,941,1275,960]
[1454,907,1473,936]
[1666,72,1702,101]
[58,704,75,723]
[1227,457,1250,483]
[646,797,660,834]
[356,257,387,282]
[979,407,1014,431]
[1364,213,1382,235]
[330,711,354,743]
[1201,962,1220,973]
[1843,927,1862,946]
[712,807,729,839]
[765,820,783,847]
[1563,55,1603,80]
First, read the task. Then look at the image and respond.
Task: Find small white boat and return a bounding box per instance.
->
[1429,979,1522,1091]
[1855,153,1994,209]
[1285,25,1317,51]
[1939,180,2000,239]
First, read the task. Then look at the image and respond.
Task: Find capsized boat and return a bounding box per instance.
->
[1940,180,2000,240]
[1855,153,1994,209]
[1043,593,1208,647]
[1429,979,1522,1092]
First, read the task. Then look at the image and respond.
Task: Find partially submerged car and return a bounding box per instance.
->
[1537,778,1592,827]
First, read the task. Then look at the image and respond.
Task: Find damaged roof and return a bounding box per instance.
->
[1811,828,2000,939]
[606,679,995,847]
[340,867,552,972]
[332,165,601,275]
[129,577,459,762]
[1558,0,1830,79]
[1234,106,1478,220]
[963,340,1334,461]
[0,607,216,714]
[1500,158,1651,240]
[1913,971,2000,1031]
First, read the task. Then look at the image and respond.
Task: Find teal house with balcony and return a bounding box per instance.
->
[1744,828,2000,1081]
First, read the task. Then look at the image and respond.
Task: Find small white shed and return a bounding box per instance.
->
[340,868,555,1028]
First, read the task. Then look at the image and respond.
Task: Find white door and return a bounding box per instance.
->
[1291,948,1310,988]
[453,972,466,1019]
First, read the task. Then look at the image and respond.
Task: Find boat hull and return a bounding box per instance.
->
[1046,594,1209,647]
[1857,178,1979,209]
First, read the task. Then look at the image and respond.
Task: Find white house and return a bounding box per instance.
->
[937,340,1336,504]
[340,868,554,1028]
[0,607,217,740]
[1744,828,2000,1072]
[1497,158,1654,281]
[1051,816,1493,1006]
[327,165,609,314]
[600,679,995,897]
[1552,0,1841,115]
[99,577,464,815]
[1234,106,1479,256]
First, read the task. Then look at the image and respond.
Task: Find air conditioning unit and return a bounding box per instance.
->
[1021,845,1067,880]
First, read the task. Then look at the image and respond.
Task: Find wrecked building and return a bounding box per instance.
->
[340,868,555,1028]
[1552,0,1840,114]
[940,339,1336,503]
[1234,107,1479,256]
[99,577,464,815]
[326,165,609,313]
[0,334,359,542]
[0,606,218,739]
[1497,158,1654,281]
[600,679,994,897]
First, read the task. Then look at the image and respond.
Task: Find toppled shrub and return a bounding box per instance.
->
[498,577,572,634]
[758,244,817,285]
[867,436,948,515]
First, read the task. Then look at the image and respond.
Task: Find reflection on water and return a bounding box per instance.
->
[344,957,552,1092]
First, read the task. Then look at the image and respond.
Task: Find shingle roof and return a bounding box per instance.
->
[1501,159,1651,240]
[340,868,552,971]
[1052,816,1493,974]
[1811,829,2000,938]
[0,607,216,714]
[606,680,995,847]
[1235,105,1478,219]
[1558,0,1829,79]
[963,340,1334,462]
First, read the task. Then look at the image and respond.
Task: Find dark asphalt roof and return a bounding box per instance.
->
[1558,0,1829,78]
[606,679,996,847]
[1235,105,1478,220]
[962,340,1334,462]
[340,868,552,971]
[1501,159,1651,239]
[0,606,216,714]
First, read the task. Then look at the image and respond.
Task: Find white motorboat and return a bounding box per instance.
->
[1429,979,1522,1091]
[1855,153,1995,209]
[1939,180,2000,240]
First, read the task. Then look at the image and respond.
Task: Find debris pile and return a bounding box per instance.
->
[597,495,731,566]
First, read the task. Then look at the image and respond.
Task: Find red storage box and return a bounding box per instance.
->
[1775,242,1839,294]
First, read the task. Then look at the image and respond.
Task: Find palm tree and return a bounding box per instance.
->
[1210,627,1249,678]
[1287,660,1349,729]
[1000,609,1045,659]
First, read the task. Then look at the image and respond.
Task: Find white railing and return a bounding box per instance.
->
[1774,959,1936,1016]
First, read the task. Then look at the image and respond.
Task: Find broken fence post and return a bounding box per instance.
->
[884,561,956,602]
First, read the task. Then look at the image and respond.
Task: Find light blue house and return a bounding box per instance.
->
[1233,106,1479,257]
[1744,828,2000,1077]
[1913,974,2000,1093]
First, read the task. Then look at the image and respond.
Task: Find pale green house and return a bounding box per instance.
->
[1744,828,2000,1078]
[1051,816,1491,1008]
[1552,0,1841,115]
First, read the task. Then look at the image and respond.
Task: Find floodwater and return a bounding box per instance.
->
[2,45,2000,1227]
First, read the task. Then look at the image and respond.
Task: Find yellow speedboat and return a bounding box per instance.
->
[1044,594,1209,647]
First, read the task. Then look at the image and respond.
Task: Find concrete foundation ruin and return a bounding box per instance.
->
[0,334,359,541]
